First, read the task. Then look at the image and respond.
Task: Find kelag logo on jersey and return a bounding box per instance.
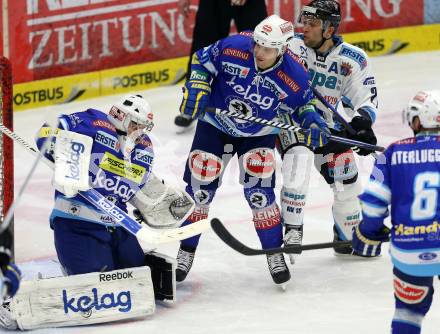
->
[226,76,274,110]
[95,131,120,152]
[221,62,249,78]
[63,288,132,314]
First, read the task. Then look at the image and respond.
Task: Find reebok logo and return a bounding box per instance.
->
[99,271,133,282]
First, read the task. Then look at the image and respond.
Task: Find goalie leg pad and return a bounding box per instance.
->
[144,252,177,302]
[10,267,155,330]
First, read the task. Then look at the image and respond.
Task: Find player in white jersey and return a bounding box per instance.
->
[278,0,378,263]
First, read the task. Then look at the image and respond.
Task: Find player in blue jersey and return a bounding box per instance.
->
[352,90,440,334]
[175,14,330,286]
[34,94,194,276]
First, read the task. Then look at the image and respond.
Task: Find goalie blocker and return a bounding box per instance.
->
[0,252,175,330]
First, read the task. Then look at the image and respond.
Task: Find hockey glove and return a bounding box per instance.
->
[1,263,21,299]
[351,223,390,257]
[348,116,377,156]
[179,69,211,119]
[300,128,329,149]
[297,104,329,132]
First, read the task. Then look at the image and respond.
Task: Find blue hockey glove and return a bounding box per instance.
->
[1,263,21,299]
[300,128,329,149]
[179,69,211,119]
[352,223,390,257]
[297,104,329,132]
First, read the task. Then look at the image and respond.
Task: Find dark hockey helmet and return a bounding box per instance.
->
[299,0,342,33]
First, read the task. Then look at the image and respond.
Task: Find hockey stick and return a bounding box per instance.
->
[0,124,209,246]
[311,87,379,159]
[206,107,385,152]
[211,218,353,256]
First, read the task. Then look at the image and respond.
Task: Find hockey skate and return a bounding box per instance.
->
[283,225,303,264]
[176,245,196,282]
[266,253,290,287]
[174,114,196,134]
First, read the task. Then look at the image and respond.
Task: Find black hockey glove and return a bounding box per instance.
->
[348,116,377,156]
[0,229,12,267]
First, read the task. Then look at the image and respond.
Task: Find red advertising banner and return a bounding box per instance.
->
[9,0,425,84]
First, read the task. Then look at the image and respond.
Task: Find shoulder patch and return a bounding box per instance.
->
[393,137,416,145]
[339,45,367,70]
[222,48,250,61]
[239,31,253,37]
[276,70,300,93]
[92,120,116,132]
[285,49,307,71]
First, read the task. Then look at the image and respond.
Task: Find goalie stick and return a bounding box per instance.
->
[0,123,209,246]
[206,107,385,152]
[211,218,355,256]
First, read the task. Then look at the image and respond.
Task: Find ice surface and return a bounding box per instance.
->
[9,50,440,333]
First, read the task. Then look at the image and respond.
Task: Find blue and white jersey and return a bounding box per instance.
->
[193,32,314,137]
[360,134,440,276]
[36,108,155,227]
[289,34,378,130]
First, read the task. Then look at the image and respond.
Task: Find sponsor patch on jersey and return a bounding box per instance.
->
[326,151,357,180]
[239,31,253,37]
[188,206,209,222]
[262,76,288,99]
[277,70,300,93]
[189,150,223,182]
[253,204,281,230]
[339,46,367,70]
[99,152,146,184]
[95,131,120,151]
[242,148,275,179]
[247,189,268,209]
[395,221,440,237]
[393,276,429,304]
[363,77,376,85]
[92,169,137,202]
[418,252,438,261]
[189,69,210,81]
[222,48,250,61]
[194,189,212,205]
[92,120,116,132]
[134,148,154,166]
[340,62,353,77]
[38,126,59,138]
[222,61,250,78]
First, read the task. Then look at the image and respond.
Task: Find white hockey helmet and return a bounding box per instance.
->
[404,90,440,129]
[253,15,294,55]
[108,94,154,134]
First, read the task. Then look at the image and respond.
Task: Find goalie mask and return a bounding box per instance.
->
[253,15,294,56]
[108,94,154,135]
[108,94,154,157]
[404,90,440,129]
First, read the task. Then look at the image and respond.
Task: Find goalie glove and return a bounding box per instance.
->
[130,174,195,229]
[351,222,390,257]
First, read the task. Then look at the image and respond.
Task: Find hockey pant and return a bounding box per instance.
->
[53,217,145,275]
[391,267,436,334]
[181,120,282,249]
[279,123,361,240]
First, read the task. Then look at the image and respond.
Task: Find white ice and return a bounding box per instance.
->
[8,50,440,333]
